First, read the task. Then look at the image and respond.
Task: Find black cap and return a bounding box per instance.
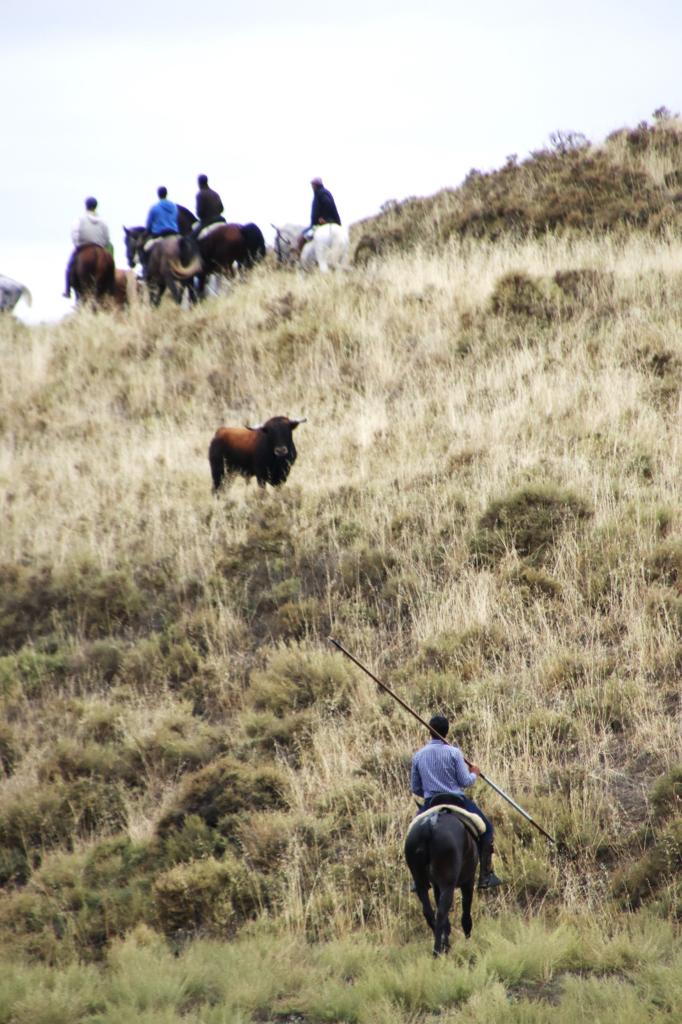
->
[157,186,167,199]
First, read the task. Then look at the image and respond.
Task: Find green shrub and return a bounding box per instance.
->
[339,545,397,594]
[0,722,19,777]
[647,588,682,635]
[0,559,182,652]
[508,564,562,600]
[646,539,682,592]
[503,709,579,755]
[612,818,682,908]
[0,780,127,883]
[0,649,69,700]
[153,854,268,936]
[651,767,682,823]
[248,643,356,714]
[132,712,225,779]
[470,484,592,566]
[78,701,125,744]
[234,811,296,871]
[418,625,508,678]
[156,755,290,836]
[38,740,134,785]
[240,708,315,756]
[488,271,554,322]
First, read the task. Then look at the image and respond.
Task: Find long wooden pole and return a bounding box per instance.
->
[328,636,557,845]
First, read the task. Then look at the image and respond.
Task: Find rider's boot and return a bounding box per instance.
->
[478,840,503,889]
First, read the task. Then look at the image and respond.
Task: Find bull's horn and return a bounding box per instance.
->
[246,422,264,431]
[290,417,307,425]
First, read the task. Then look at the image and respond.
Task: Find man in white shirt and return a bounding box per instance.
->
[64,197,111,298]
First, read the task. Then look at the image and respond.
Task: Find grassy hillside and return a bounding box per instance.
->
[1,114,681,1021]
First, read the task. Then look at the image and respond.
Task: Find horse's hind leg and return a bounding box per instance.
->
[434,884,455,956]
[460,881,474,940]
[410,871,435,936]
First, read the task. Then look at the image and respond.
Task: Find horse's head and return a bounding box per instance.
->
[123,226,145,268]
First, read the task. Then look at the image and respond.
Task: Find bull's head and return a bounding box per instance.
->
[247,416,307,457]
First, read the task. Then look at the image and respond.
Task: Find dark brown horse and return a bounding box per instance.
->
[405,808,479,956]
[196,224,249,284]
[70,245,115,306]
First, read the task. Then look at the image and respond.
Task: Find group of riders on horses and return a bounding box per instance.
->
[63,175,342,299]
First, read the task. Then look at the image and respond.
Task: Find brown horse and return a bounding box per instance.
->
[196,224,251,294]
[112,269,141,308]
[70,245,115,306]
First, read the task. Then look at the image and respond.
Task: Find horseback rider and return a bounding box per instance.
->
[63,196,112,298]
[310,176,341,227]
[411,714,503,889]
[140,186,179,274]
[193,174,225,236]
[299,177,342,250]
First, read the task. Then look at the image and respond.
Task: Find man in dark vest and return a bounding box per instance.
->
[194,174,225,235]
[309,176,341,228]
[411,714,503,889]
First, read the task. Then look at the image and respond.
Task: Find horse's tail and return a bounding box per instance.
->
[169,237,202,279]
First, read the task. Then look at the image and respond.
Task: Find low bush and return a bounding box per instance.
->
[417,625,508,678]
[156,755,290,836]
[0,722,19,777]
[646,539,682,592]
[0,648,70,700]
[470,484,592,566]
[0,780,127,884]
[248,643,356,715]
[240,707,315,757]
[612,817,682,908]
[488,271,555,323]
[153,854,269,936]
[0,559,184,652]
[507,564,562,601]
[650,766,682,823]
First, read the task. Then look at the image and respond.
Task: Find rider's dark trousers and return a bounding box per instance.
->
[419,792,494,855]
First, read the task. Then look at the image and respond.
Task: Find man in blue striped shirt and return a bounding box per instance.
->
[411,714,503,889]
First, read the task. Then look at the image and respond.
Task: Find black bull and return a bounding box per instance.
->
[404,810,479,956]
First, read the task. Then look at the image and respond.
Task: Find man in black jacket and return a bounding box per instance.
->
[309,177,341,228]
[194,174,225,234]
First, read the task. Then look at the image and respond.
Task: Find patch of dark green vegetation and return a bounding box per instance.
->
[470,484,592,566]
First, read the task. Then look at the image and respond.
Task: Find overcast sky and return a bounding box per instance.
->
[3,1,681,323]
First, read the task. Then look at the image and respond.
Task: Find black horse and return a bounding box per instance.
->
[404,808,479,956]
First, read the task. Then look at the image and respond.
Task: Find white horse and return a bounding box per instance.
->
[300,223,350,273]
[272,223,305,265]
[0,275,32,313]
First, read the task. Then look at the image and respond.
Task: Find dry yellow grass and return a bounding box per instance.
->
[0,222,680,999]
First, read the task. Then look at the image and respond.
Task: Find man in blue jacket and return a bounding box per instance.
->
[140,186,179,274]
[146,186,179,237]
